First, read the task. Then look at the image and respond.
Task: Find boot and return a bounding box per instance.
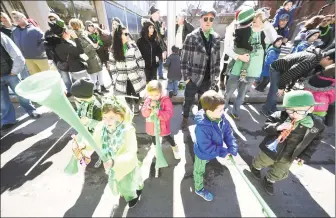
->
[100,86,109,93]
[181,117,188,130]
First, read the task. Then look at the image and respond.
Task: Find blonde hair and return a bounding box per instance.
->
[146,80,162,93]
[254,10,266,21]
[69,18,84,30]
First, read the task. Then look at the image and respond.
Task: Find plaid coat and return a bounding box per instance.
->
[109,42,147,94]
[181,28,221,87]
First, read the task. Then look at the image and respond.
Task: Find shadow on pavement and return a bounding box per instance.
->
[1,121,71,194]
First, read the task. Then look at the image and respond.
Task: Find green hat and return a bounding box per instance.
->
[237,8,255,24]
[280,90,323,108]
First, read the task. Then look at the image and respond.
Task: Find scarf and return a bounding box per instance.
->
[285,115,314,129]
[90,33,103,46]
[76,100,95,119]
[123,43,128,57]
[203,28,214,41]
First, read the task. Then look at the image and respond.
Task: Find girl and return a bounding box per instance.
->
[93,96,143,208]
[137,20,163,82]
[141,80,180,178]
[109,24,147,115]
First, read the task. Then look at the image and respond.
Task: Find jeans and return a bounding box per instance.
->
[1,75,36,126]
[224,75,255,116]
[262,68,280,114]
[167,80,179,94]
[57,69,72,93]
[157,60,163,78]
[19,65,30,80]
[255,76,270,92]
[90,71,105,90]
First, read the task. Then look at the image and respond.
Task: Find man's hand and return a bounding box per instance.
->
[277,89,284,97]
[296,158,305,166]
[237,54,250,63]
[277,122,293,131]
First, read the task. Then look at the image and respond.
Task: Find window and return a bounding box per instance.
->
[104,1,127,30]
[127,11,137,33]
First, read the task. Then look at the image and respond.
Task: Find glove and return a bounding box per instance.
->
[227,147,238,156]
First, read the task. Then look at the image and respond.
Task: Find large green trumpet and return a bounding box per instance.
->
[15,71,108,172]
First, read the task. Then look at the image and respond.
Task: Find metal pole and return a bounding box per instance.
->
[167,1,176,56]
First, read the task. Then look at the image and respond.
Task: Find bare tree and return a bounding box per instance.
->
[185,1,202,23]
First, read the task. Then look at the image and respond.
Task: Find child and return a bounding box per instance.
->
[232,7,256,83]
[71,78,103,167]
[292,29,320,53]
[251,90,325,195]
[304,63,335,123]
[141,80,180,177]
[193,90,238,201]
[91,96,143,208]
[255,35,283,92]
[163,45,181,98]
[272,0,299,31]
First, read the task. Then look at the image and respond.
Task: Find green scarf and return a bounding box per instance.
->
[203,28,214,41]
[286,115,314,129]
[205,113,221,123]
[123,43,128,57]
[90,33,103,46]
[76,99,95,119]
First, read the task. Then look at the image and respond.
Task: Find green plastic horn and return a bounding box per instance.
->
[15,71,107,166]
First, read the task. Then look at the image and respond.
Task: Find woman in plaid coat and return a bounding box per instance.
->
[109,25,147,115]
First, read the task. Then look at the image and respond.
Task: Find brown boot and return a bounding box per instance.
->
[181,117,188,129]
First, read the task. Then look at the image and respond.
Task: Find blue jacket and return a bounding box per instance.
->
[193,110,238,161]
[272,6,299,30]
[260,46,281,77]
[12,24,47,59]
[292,41,310,53]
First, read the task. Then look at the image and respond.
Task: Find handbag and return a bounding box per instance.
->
[57,54,69,71]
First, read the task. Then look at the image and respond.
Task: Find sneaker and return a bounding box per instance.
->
[181,117,188,130]
[169,91,173,98]
[229,112,239,120]
[195,188,214,201]
[30,111,41,119]
[1,123,16,131]
[155,168,160,178]
[263,177,274,195]
[250,166,261,180]
[172,145,181,159]
[173,92,178,96]
[128,196,139,208]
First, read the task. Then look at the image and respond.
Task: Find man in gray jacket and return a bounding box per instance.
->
[181,8,221,129]
[1,34,40,130]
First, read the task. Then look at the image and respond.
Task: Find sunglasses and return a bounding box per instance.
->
[203,17,214,22]
[88,24,94,27]
[123,32,129,36]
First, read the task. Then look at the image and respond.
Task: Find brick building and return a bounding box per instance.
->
[258,0,335,40]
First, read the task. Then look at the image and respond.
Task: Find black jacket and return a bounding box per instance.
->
[54,38,87,72]
[259,111,325,162]
[44,29,62,63]
[175,21,195,43]
[234,26,266,52]
[0,44,13,77]
[150,18,167,52]
[136,36,162,69]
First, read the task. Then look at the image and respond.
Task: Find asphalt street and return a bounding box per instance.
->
[0,103,335,217]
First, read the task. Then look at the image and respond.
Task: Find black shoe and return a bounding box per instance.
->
[250,166,261,180]
[94,90,103,96]
[30,111,41,119]
[263,177,274,195]
[169,91,173,98]
[100,86,109,93]
[173,92,178,96]
[66,93,72,98]
[136,189,142,197]
[1,123,16,131]
[128,196,140,208]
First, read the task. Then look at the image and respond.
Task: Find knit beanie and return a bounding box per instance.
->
[305,29,320,40]
[49,19,66,36]
[237,8,255,24]
[149,4,159,15]
[71,78,94,99]
[283,0,294,7]
[279,13,290,21]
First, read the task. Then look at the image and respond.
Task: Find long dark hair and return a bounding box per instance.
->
[112,24,127,62]
[141,21,158,41]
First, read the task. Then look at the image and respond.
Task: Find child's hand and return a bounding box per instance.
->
[150,100,157,108]
[277,122,293,131]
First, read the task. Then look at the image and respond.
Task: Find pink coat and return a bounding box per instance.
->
[304,76,335,112]
[141,96,173,136]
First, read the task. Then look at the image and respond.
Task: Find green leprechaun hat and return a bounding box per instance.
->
[237,7,255,24]
[280,90,324,108]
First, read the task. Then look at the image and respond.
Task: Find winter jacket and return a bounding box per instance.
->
[193,110,238,161]
[175,21,195,43]
[304,75,335,113]
[292,41,311,53]
[319,25,334,50]
[109,42,147,94]
[54,38,88,73]
[0,33,25,77]
[141,96,173,136]
[44,29,62,63]
[136,36,162,69]
[150,18,167,52]
[12,24,47,59]
[271,47,323,89]
[275,26,289,38]
[260,46,281,77]
[259,111,324,162]
[181,28,221,86]
[74,29,103,74]
[272,5,299,29]
[163,53,182,81]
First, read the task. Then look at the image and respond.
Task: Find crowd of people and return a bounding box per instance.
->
[0,0,335,209]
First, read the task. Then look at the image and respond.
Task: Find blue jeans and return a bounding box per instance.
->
[19,65,30,80]
[167,80,178,94]
[262,68,280,114]
[157,60,163,78]
[224,75,255,116]
[1,75,36,126]
[57,69,72,93]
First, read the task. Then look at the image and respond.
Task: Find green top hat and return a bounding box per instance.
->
[280,90,323,108]
[237,8,255,24]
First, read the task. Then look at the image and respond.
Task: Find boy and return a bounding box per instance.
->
[272,0,299,31]
[292,29,320,53]
[193,90,238,201]
[163,45,181,98]
[71,78,103,166]
[251,90,325,195]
